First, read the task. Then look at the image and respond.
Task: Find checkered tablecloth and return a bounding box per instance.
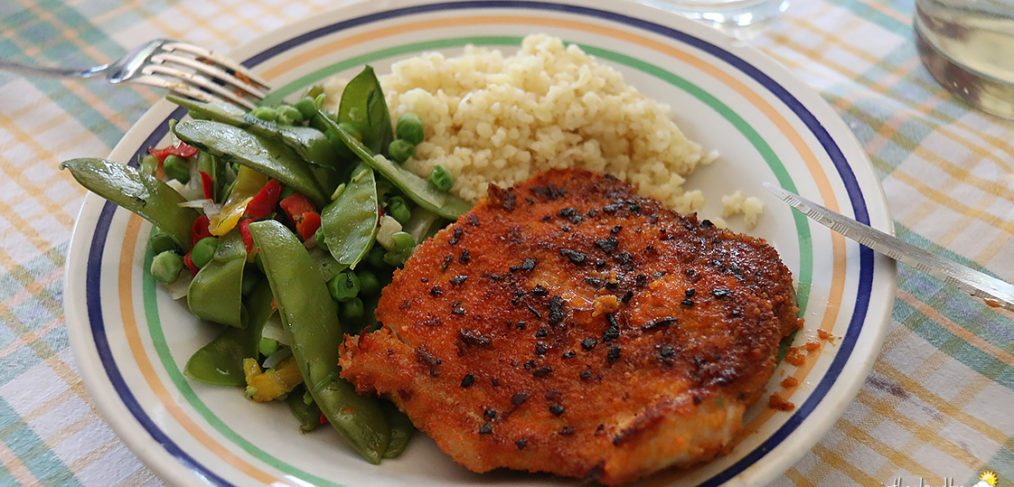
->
[1,0,1011,485]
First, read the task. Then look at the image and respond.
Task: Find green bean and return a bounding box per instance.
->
[168,96,339,173]
[250,106,277,122]
[191,237,220,268]
[162,154,190,184]
[328,271,361,302]
[184,279,274,386]
[60,158,198,250]
[387,139,415,163]
[395,112,424,145]
[318,163,378,269]
[249,220,390,463]
[139,154,159,178]
[338,66,393,154]
[150,251,183,284]
[173,119,328,206]
[285,385,322,433]
[356,269,381,297]
[381,401,414,458]
[294,97,318,120]
[314,112,471,219]
[149,228,180,254]
[386,196,411,225]
[277,105,303,125]
[428,165,453,192]
[258,337,279,357]
[187,232,244,327]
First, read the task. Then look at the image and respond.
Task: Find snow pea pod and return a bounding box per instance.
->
[319,163,378,269]
[168,95,338,171]
[248,220,390,463]
[187,230,247,327]
[285,385,322,433]
[381,401,413,458]
[338,66,393,154]
[314,112,471,219]
[173,120,328,206]
[184,279,273,386]
[60,158,197,250]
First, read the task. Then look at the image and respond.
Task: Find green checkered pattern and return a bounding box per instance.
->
[0,0,1011,485]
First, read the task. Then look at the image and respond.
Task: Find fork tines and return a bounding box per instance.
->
[135,39,269,110]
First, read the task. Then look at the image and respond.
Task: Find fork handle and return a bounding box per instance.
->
[0,59,109,79]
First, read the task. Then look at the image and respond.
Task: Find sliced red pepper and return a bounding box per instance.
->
[199,171,214,200]
[191,215,212,246]
[238,218,255,254]
[295,212,321,241]
[279,194,315,223]
[148,141,198,163]
[183,252,198,276]
[243,179,282,220]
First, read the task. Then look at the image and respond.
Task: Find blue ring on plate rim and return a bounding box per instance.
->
[83,2,875,485]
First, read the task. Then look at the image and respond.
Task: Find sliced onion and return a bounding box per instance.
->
[261,347,292,370]
[201,200,222,218]
[260,315,292,346]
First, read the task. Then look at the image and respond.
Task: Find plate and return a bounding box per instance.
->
[64,1,896,485]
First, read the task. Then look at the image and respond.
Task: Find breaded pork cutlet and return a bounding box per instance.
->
[340,169,801,485]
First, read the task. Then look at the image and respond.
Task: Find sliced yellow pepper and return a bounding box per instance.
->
[242,356,304,402]
[209,166,269,236]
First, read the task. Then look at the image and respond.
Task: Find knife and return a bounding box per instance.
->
[763,182,1014,313]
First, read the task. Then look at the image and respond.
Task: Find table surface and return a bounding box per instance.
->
[1,0,1012,486]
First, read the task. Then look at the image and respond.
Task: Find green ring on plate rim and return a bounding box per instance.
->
[143,37,813,486]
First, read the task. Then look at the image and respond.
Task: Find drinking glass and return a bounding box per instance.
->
[636,0,789,35]
[914,0,1014,120]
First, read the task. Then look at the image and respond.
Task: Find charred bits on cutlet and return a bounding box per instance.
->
[549,404,565,416]
[603,314,620,342]
[533,366,553,378]
[478,423,492,435]
[441,255,453,272]
[461,374,475,387]
[510,258,538,273]
[531,284,548,297]
[535,328,548,338]
[459,249,470,264]
[459,329,492,348]
[560,248,587,265]
[449,275,468,286]
[415,346,441,377]
[429,286,443,297]
[465,213,480,226]
[515,438,528,450]
[484,408,497,420]
[581,338,598,350]
[712,288,733,299]
[607,346,621,364]
[535,344,548,355]
[584,276,602,287]
[548,296,565,326]
[512,392,529,406]
[562,350,576,359]
[580,369,593,381]
[594,237,618,253]
[641,316,677,332]
[621,291,634,303]
[611,225,622,234]
[501,192,516,211]
[449,227,463,245]
[560,426,575,436]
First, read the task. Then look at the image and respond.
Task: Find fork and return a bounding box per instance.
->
[0,38,270,109]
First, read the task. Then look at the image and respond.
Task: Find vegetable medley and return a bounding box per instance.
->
[60,66,470,463]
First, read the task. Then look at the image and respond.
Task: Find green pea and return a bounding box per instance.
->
[258,337,278,357]
[387,139,415,164]
[150,229,180,254]
[382,250,409,267]
[340,296,365,321]
[250,106,277,122]
[191,236,220,268]
[428,165,453,192]
[277,105,303,125]
[386,196,411,225]
[364,245,387,269]
[295,96,318,120]
[396,112,424,144]
[357,269,381,297]
[390,232,415,253]
[151,251,183,284]
[163,154,190,184]
[328,271,361,302]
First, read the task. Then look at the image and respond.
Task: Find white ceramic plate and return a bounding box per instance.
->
[64,1,896,485]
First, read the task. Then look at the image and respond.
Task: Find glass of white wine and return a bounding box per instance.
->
[635,0,789,37]
[915,0,1014,120]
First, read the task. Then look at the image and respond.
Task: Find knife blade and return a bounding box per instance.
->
[762,182,1014,313]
